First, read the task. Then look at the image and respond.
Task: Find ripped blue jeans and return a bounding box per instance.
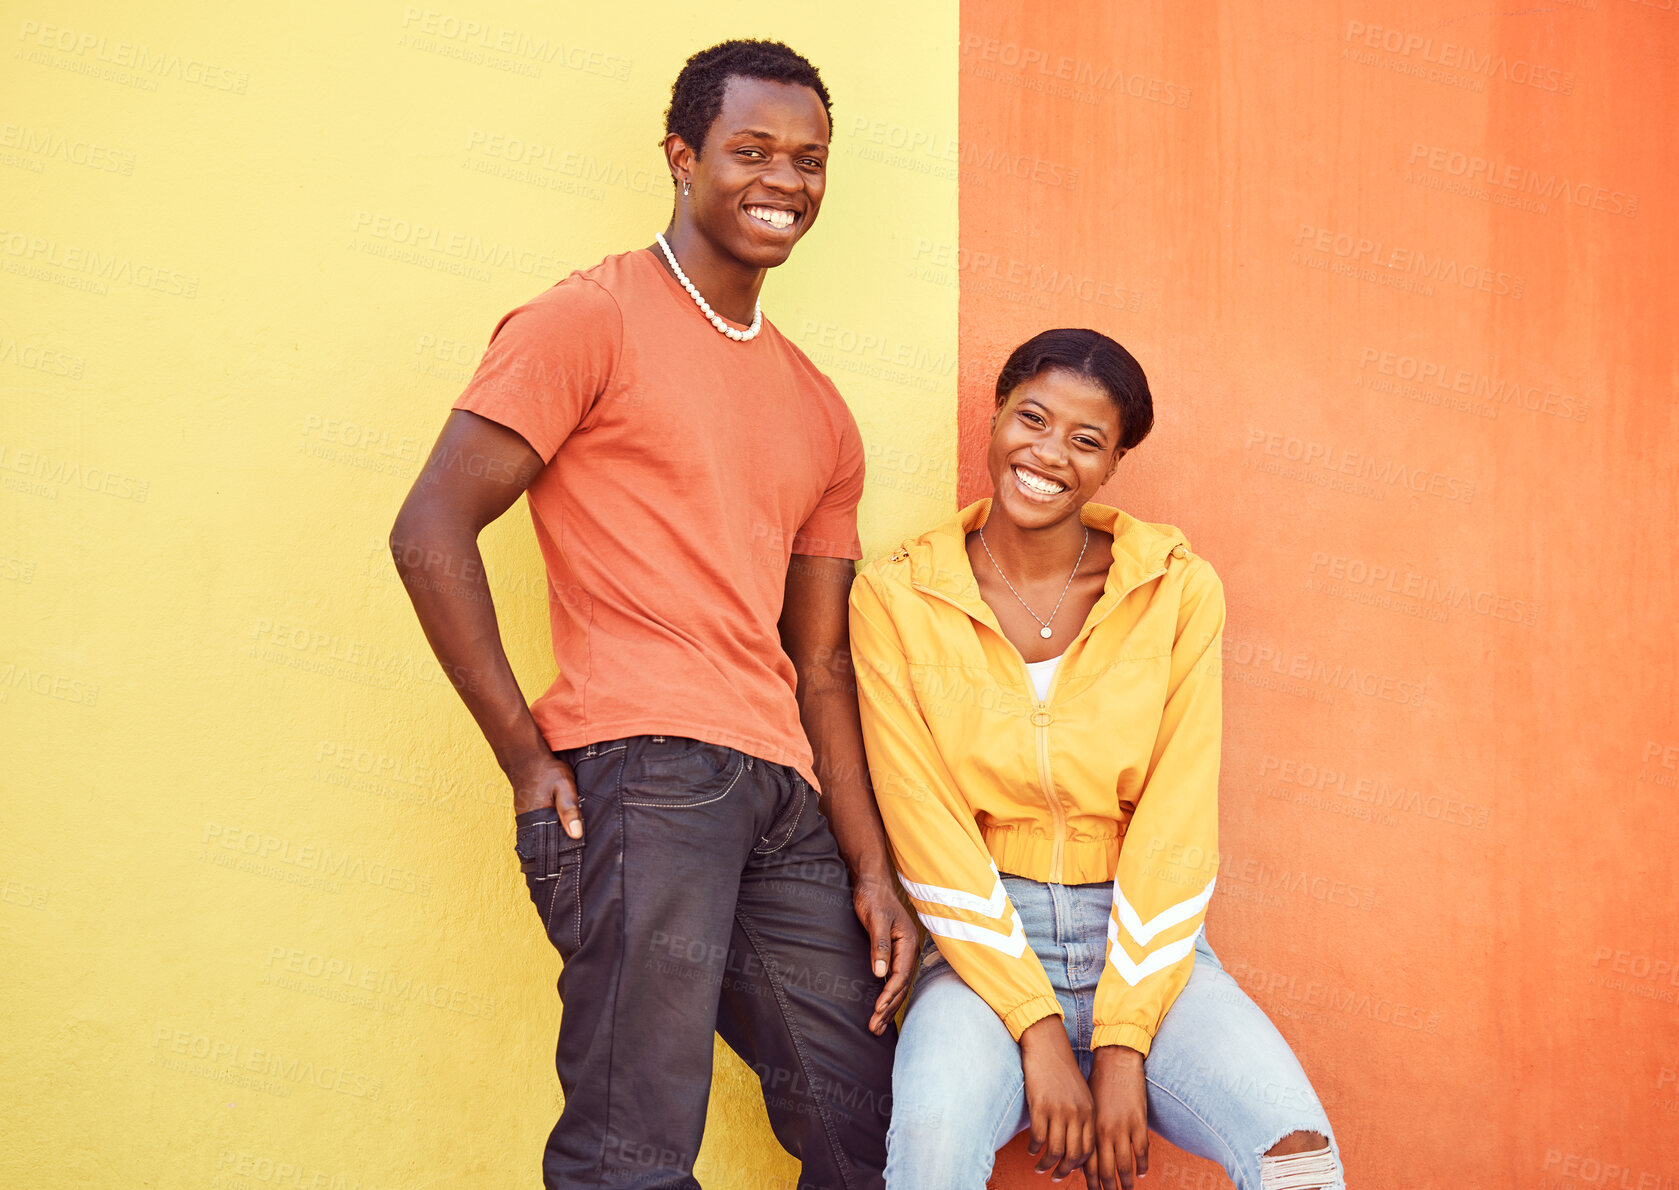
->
[885,875,1344,1190]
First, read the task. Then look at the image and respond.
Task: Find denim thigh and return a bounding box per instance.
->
[884,877,1107,1189]
[518,734,890,1190]
[1142,936,1343,1190]
[533,734,759,1189]
[890,874,1341,1190]
[884,950,1029,1190]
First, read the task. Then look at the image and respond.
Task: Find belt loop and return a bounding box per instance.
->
[745,757,754,770]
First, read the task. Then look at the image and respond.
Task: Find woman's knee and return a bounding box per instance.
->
[1264,1130,1327,1157]
[884,1100,1001,1190]
[1258,1131,1339,1189]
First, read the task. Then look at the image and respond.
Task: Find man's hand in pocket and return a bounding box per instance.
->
[508,752,582,838]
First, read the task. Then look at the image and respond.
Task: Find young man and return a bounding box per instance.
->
[389,40,911,1190]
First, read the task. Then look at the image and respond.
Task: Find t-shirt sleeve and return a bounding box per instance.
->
[451,276,622,463]
[791,402,865,560]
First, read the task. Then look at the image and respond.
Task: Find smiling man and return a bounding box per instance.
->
[389,40,909,1190]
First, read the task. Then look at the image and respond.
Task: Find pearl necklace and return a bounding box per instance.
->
[654,232,762,342]
[978,524,1089,639]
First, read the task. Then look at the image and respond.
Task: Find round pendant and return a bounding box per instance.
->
[1040,626,1053,639]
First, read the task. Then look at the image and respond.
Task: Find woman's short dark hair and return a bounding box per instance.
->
[994,328,1154,452]
[665,40,832,162]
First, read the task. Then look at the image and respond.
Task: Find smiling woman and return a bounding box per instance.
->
[851,328,1343,1189]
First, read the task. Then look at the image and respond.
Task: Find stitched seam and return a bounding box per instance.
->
[1080,891,1103,979]
[734,913,857,1190]
[754,779,807,854]
[985,1077,1028,1159]
[525,819,557,882]
[1143,1072,1243,1171]
[621,753,746,808]
[589,748,628,1187]
[571,741,628,771]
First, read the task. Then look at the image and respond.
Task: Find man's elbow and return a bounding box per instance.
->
[388,501,423,575]
[389,493,453,577]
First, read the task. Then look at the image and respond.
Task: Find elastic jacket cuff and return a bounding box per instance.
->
[1001,995,1064,1041]
[1092,1022,1155,1056]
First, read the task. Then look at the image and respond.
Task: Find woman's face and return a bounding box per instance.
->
[987,368,1124,529]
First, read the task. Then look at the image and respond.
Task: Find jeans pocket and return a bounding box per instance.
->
[752,774,809,854]
[515,807,585,958]
[619,737,747,808]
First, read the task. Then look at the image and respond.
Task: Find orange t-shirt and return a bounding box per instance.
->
[452,248,866,786]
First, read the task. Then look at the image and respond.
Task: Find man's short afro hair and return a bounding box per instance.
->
[664,40,832,159]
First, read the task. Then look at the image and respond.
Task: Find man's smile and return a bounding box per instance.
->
[745,204,798,232]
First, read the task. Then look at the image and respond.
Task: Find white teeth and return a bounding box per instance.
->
[747,206,795,230]
[1014,466,1065,495]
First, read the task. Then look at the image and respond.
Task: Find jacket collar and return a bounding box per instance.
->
[901,499,1187,631]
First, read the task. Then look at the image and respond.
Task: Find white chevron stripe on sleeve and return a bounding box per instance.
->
[1105,918,1200,985]
[922,907,1030,958]
[1111,877,1216,947]
[898,862,1010,919]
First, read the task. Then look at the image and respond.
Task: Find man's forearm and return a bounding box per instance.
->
[389,519,550,776]
[799,685,896,883]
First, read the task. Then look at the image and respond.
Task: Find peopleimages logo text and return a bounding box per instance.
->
[1343,21,1574,93]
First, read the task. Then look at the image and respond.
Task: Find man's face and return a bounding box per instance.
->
[681,76,830,269]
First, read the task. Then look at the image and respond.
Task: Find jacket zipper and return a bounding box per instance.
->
[909,552,1174,884]
[1032,564,1167,880]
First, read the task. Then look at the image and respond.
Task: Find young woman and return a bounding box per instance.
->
[850,329,1343,1190]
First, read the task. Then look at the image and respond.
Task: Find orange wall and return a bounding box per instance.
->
[958,3,1679,1186]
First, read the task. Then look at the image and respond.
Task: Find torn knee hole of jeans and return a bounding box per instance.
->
[1258,1137,1338,1190]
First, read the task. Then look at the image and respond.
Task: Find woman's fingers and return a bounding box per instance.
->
[1113,1136,1135,1190]
[1036,1107,1071,1175]
[1056,1116,1094,1180]
[1084,1139,1119,1190]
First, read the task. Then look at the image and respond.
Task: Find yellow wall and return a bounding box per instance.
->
[0,3,955,1185]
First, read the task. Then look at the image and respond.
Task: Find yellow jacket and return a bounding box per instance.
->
[849,499,1224,1053]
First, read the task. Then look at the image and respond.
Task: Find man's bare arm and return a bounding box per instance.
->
[389,409,580,834]
[780,554,916,1032]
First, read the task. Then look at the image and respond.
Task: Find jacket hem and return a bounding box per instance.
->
[1091,1022,1155,1055]
[985,827,1120,887]
[1001,995,1065,1041]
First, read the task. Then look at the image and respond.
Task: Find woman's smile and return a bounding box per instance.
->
[1011,463,1069,498]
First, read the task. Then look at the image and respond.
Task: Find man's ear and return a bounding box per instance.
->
[663,133,696,185]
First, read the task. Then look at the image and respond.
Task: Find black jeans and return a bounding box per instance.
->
[515,735,896,1190]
